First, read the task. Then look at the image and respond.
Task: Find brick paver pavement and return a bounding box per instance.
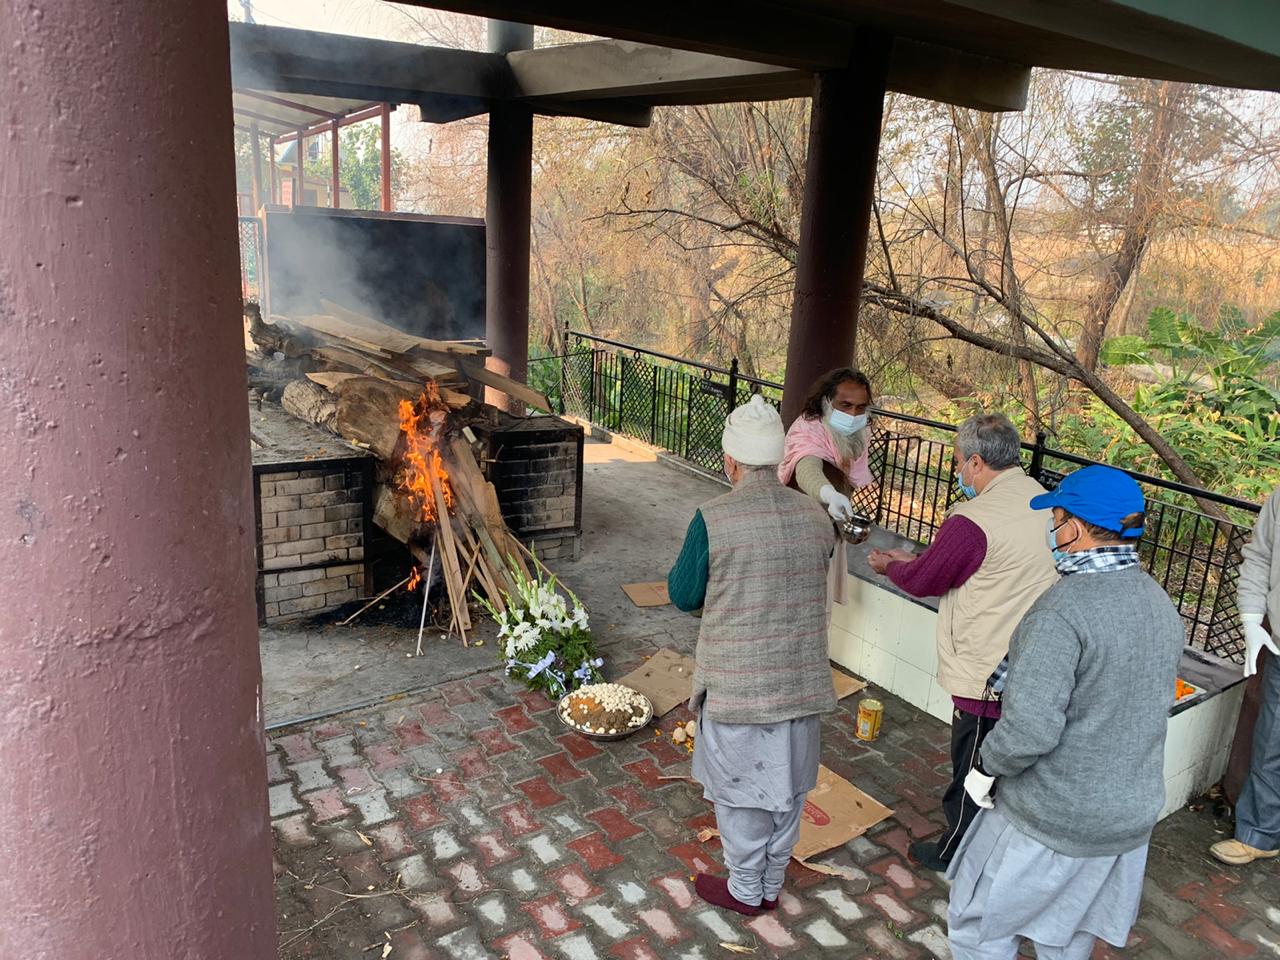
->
[270,655,1280,959]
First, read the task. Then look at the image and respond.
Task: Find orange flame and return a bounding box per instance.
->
[407,566,422,592]
[397,382,454,525]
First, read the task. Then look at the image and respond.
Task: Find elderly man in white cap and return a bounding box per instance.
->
[667,394,837,917]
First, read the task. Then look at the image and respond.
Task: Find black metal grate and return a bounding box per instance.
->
[529,331,1262,664]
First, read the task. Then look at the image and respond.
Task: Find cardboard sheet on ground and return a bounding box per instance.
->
[622,581,671,607]
[618,649,696,717]
[619,648,868,718]
[697,765,893,879]
[831,669,867,700]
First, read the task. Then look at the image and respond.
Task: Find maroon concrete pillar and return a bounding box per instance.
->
[781,31,892,426]
[0,2,275,957]
[485,20,535,412]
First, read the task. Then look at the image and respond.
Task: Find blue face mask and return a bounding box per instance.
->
[1046,517,1078,565]
[955,459,978,500]
[828,408,867,436]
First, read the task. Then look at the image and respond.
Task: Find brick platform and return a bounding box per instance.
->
[268,660,1280,959]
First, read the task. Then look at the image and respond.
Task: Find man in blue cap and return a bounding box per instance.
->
[945,465,1185,960]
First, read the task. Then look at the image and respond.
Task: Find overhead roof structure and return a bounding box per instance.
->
[409,0,1280,92]
[231,89,382,138]
[227,21,1030,124]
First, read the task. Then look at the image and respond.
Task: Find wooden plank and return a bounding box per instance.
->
[430,472,471,634]
[317,299,424,353]
[291,314,400,356]
[321,297,490,357]
[460,361,552,413]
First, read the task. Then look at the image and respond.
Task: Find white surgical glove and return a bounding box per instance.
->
[819,484,853,522]
[1243,613,1279,678]
[964,767,996,809]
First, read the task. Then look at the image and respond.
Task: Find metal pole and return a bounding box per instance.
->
[248,122,263,214]
[293,127,304,206]
[380,103,392,212]
[727,357,740,413]
[330,119,340,208]
[268,135,276,204]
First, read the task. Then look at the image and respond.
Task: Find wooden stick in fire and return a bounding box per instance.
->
[415,535,438,657]
[338,573,412,626]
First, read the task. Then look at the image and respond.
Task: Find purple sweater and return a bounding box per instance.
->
[885,515,1001,719]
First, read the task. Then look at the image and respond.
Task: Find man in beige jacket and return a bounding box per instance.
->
[869,413,1057,871]
[1211,483,1280,865]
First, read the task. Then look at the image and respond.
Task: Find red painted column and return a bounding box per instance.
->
[485,20,535,412]
[331,119,341,208]
[381,103,393,212]
[0,2,275,957]
[781,31,892,425]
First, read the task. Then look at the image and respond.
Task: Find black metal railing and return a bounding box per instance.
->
[529,330,1263,664]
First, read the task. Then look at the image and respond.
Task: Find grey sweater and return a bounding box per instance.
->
[980,566,1184,857]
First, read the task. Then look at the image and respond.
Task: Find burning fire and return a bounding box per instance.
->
[397,382,454,524]
[407,566,422,592]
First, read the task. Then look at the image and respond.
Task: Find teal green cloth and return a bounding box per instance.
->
[668,509,709,612]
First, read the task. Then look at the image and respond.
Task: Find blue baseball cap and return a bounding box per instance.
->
[1029,465,1145,538]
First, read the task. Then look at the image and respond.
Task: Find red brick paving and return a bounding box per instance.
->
[268,668,1280,960]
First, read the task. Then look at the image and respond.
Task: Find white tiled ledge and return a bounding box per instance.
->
[830,536,1246,821]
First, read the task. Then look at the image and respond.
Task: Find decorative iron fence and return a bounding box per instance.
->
[529,330,1263,664]
[238,216,264,305]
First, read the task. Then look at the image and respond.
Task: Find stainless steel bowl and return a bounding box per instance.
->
[839,512,873,544]
[557,691,654,741]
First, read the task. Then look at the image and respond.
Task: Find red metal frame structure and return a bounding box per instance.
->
[231,92,394,210]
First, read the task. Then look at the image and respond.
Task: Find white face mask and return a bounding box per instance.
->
[827,409,867,436]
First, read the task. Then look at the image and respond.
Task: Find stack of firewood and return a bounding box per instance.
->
[245,299,553,644]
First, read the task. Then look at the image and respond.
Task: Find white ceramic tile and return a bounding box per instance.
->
[1162,709,1194,779]
[830,579,864,638]
[897,602,939,676]
[860,642,897,694]
[827,624,863,675]
[1159,768,1194,821]
[893,659,933,713]
[926,684,956,726]
[865,591,906,657]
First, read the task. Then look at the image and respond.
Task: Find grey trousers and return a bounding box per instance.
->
[1237,652,1280,850]
[949,929,1096,960]
[715,796,806,906]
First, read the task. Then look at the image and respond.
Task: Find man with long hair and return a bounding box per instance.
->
[777,367,874,519]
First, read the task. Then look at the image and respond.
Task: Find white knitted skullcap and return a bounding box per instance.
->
[721,394,784,466]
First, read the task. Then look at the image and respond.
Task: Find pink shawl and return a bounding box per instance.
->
[776,415,872,490]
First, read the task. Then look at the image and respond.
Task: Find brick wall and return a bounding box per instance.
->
[482,418,584,562]
[256,464,370,622]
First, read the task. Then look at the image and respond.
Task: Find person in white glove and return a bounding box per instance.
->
[947,466,1183,960]
[775,368,874,513]
[819,483,853,521]
[1211,484,1280,866]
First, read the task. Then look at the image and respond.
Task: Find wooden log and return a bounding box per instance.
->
[281,379,337,430]
[331,377,417,460]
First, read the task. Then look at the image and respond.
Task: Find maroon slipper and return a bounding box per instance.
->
[760,898,778,911]
[694,873,763,917]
